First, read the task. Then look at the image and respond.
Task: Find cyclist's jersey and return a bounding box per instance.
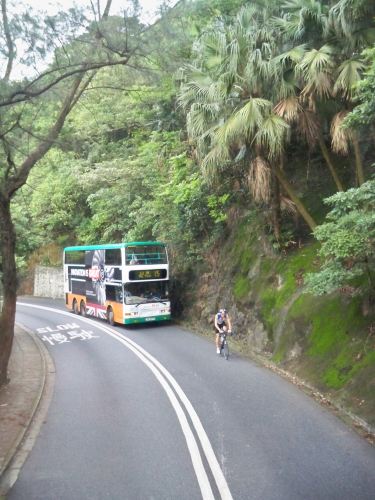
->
[216,312,227,327]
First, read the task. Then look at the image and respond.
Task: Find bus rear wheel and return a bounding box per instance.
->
[73,299,79,315]
[107,307,114,326]
[80,301,86,316]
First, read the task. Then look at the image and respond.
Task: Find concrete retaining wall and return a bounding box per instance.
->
[33,265,64,299]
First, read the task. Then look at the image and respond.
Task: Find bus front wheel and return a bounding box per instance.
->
[73,299,79,315]
[107,307,114,326]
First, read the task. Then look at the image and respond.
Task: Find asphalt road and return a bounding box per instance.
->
[8,298,375,499]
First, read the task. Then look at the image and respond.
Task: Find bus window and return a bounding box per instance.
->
[106,249,122,265]
[65,250,85,264]
[106,284,123,303]
[125,245,167,265]
[123,282,169,305]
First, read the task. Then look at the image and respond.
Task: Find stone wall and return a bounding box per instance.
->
[33,265,64,299]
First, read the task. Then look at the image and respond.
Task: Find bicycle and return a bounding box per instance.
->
[219,330,231,360]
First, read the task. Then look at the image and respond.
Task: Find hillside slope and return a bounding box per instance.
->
[181,213,375,440]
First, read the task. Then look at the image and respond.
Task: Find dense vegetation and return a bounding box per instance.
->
[11,0,375,272]
[1,0,374,426]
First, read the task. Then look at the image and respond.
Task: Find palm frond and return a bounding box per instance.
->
[237,4,259,28]
[274,96,302,123]
[329,0,374,40]
[228,38,241,76]
[201,142,231,180]
[248,156,271,203]
[199,31,227,62]
[297,108,320,145]
[299,44,335,75]
[301,71,333,99]
[272,45,307,71]
[255,113,289,159]
[331,111,352,154]
[225,97,272,143]
[278,76,299,100]
[178,75,227,112]
[186,103,219,139]
[273,0,329,41]
[271,15,303,41]
[333,58,366,100]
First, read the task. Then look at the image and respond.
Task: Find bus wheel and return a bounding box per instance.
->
[80,301,86,316]
[73,299,79,315]
[107,307,114,326]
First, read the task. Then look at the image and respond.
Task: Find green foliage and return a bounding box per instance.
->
[305,180,375,296]
[345,47,375,128]
[207,194,230,223]
[24,151,92,243]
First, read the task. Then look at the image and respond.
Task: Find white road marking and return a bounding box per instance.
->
[17,302,234,500]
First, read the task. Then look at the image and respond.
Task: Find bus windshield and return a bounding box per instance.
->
[124,282,169,305]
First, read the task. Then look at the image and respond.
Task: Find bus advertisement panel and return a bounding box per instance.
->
[64,242,170,325]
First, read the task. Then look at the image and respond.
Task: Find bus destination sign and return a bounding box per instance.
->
[129,269,167,280]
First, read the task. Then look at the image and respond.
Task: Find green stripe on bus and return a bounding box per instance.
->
[124,315,171,325]
[64,241,166,252]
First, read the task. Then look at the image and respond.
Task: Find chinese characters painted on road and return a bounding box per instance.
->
[37,322,99,346]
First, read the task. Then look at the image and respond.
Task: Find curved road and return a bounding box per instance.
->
[8,298,375,499]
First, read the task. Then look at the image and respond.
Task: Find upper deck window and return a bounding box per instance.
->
[65,250,85,265]
[105,249,122,265]
[125,245,167,265]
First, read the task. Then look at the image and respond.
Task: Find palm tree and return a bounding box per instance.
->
[271,6,346,192]
[178,5,318,237]
[273,0,374,188]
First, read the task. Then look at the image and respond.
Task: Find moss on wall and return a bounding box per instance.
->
[271,277,375,426]
[232,222,374,427]
[257,243,319,340]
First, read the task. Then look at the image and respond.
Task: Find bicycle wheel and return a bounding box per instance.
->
[223,341,229,360]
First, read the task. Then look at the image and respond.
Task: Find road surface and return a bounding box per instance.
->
[8,298,375,499]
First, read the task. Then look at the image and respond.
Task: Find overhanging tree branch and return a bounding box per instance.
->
[0,56,133,107]
[7,75,84,197]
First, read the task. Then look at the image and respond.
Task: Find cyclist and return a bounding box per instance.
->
[214,308,232,354]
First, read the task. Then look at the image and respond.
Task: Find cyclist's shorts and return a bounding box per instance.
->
[214,322,227,333]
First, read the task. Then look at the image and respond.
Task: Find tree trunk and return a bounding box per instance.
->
[0,196,17,386]
[270,167,281,241]
[274,165,317,232]
[318,136,344,192]
[1,0,15,81]
[0,78,84,387]
[352,135,365,186]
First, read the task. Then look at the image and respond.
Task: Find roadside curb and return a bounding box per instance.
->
[0,324,54,494]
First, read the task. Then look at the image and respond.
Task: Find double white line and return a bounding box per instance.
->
[18,303,233,500]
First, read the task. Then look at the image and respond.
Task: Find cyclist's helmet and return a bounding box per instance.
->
[219,308,227,314]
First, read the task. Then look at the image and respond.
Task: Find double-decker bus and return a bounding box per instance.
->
[63,242,170,325]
